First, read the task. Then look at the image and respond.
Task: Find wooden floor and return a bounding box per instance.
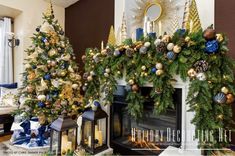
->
[0,135,11,143]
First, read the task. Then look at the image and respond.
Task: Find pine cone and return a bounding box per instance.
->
[194,60,209,73]
[156,42,167,53]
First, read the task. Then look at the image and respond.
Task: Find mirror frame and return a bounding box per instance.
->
[144,2,162,22]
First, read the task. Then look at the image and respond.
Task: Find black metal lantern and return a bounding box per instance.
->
[50,115,78,156]
[81,102,108,154]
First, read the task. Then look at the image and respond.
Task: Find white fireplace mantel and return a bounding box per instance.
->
[101,75,201,155]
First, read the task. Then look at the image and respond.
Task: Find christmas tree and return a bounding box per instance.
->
[107,25,116,46]
[189,0,202,32]
[19,3,83,123]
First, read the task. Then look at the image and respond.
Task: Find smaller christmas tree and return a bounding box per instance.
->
[189,0,202,32]
[121,13,128,42]
[182,0,190,30]
[170,13,180,35]
[107,25,116,46]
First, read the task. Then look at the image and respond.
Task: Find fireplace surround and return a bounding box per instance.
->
[101,76,201,155]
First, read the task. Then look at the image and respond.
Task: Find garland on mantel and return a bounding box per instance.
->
[82,27,235,150]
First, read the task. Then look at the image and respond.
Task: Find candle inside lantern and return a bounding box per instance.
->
[98,131,103,146]
[61,135,68,154]
[88,136,91,147]
[67,141,72,152]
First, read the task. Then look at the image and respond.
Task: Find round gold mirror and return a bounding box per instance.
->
[145,3,162,21]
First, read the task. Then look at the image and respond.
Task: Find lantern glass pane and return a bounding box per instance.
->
[51,131,59,155]
[95,118,106,148]
[61,129,76,155]
[83,120,92,148]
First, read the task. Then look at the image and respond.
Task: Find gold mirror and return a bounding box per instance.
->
[145,3,162,21]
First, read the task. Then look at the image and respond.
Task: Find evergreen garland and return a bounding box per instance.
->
[83,28,235,150]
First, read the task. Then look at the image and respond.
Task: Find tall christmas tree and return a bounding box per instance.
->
[107,25,116,46]
[19,2,83,123]
[189,0,202,32]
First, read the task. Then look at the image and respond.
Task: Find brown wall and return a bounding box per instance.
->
[215,0,235,144]
[65,0,114,68]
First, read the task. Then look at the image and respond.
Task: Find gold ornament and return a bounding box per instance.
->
[185,36,191,42]
[26,86,34,93]
[62,54,71,61]
[188,68,197,78]
[132,84,139,92]
[226,94,235,104]
[156,70,164,76]
[217,114,223,120]
[59,94,64,99]
[162,35,171,43]
[221,87,229,94]
[128,79,134,85]
[156,63,163,70]
[48,49,57,57]
[60,71,67,77]
[216,34,224,42]
[173,45,182,53]
[141,66,146,71]
[87,76,93,82]
[28,72,36,80]
[108,25,116,46]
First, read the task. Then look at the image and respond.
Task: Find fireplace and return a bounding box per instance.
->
[110,85,182,155]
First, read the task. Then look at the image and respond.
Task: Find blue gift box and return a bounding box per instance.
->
[0,83,17,88]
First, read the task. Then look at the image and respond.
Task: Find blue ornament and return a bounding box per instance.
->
[42,37,47,43]
[176,29,186,36]
[151,67,157,73]
[38,102,45,108]
[213,92,226,104]
[61,62,69,69]
[93,101,100,107]
[32,65,37,69]
[205,40,219,54]
[139,46,148,54]
[52,91,58,97]
[44,74,51,80]
[166,51,175,60]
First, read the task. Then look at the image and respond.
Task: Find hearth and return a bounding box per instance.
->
[110,85,182,155]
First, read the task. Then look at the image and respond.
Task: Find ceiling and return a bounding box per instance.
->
[0,4,21,18]
[44,0,79,8]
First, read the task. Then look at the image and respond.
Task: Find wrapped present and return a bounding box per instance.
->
[11,117,50,148]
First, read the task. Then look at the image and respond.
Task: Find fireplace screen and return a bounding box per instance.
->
[110,86,182,155]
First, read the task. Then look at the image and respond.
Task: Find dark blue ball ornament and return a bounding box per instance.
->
[166,51,175,60]
[213,92,226,104]
[151,67,157,73]
[44,74,51,80]
[38,102,45,108]
[61,62,69,69]
[32,65,37,69]
[42,37,47,43]
[93,101,100,107]
[176,29,186,37]
[205,40,219,54]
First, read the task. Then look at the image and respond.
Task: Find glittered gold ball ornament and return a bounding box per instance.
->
[51,61,57,67]
[162,35,171,43]
[132,84,139,92]
[221,87,229,94]
[104,73,109,77]
[155,63,163,70]
[156,70,164,76]
[141,66,146,71]
[144,72,148,77]
[87,75,93,82]
[59,94,64,98]
[144,42,151,48]
[226,94,235,104]
[60,71,67,77]
[216,34,224,42]
[173,45,182,53]
[48,49,57,57]
[72,105,77,110]
[128,79,134,85]
[187,68,197,78]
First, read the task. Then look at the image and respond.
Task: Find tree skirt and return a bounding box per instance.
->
[0,141,49,156]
